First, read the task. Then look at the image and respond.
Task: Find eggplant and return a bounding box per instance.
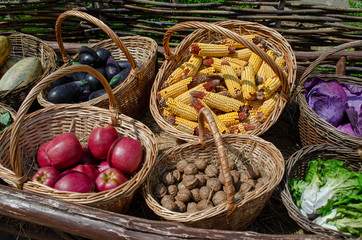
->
[105,56,120,80]
[47,81,88,104]
[46,75,74,92]
[109,66,131,88]
[89,89,106,100]
[117,60,142,70]
[96,67,107,78]
[77,89,92,103]
[84,72,103,91]
[78,46,97,56]
[71,71,87,82]
[78,53,99,67]
[95,48,111,66]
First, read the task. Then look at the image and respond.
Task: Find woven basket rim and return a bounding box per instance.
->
[150,20,296,142]
[280,143,361,238]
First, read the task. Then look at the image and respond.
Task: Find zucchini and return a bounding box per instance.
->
[0,36,11,68]
[0,57,43,91]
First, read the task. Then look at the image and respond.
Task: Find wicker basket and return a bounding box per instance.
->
[144,107,285,230]
[281,144,362,238]
[296,40,362,149]
[0,65,157,213]
[150,20,296,142]
[37,10,158,120]
[0,33,57,110]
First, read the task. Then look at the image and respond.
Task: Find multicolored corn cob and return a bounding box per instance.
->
[220,61,242,98]
[166,116,200,135]
[220,35,262,49]
[255,92,279,122]
[217,111,247,127]
[241,63,257,101]
[256,75,281,101]
[190,43,235,57]
[159,97,198,121]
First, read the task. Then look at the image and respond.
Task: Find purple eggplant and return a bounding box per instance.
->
[95,48,111,66]
[105,56,120,80]
[89,89,106,100]
[47,81,88,104]
[109,66,131,88]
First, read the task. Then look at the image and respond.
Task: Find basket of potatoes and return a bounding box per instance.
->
[143,107,285,230]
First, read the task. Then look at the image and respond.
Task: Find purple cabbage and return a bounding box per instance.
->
[337,123,356,136]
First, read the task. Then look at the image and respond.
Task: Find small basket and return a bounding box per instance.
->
[144,107,285,230]
[150,20,296,142]
[37,10,158,120]
[0,65,157,213]
[281,144,362,238]
[0,33,57,110]
[295,40,362,149]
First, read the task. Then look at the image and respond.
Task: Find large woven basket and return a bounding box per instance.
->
[281,144,362,238]
[296,40,362,149]
[150,20,296,142]
[37,10,158,120]
[0,33,57,110]
[0,65,157,213]
[144,107,285,230]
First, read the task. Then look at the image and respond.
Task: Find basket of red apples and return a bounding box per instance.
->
[0,64,157,213]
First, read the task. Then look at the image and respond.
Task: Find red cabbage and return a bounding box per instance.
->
[337,123,356,136]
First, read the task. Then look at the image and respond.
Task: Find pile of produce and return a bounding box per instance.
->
[305,77,362,137]
[32,125,144,193]
[46,46,139,104]
[153,158,269,213]
[0,36,43,91]
[289,158,362,237]
[157,35,288,136]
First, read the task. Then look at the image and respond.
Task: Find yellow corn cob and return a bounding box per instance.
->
[157,77,193,99]
[220,61,242,98]
[255,92,279,122]
[190,90,245,112]
[228,123,246,134]
[195,67,220,77]
[160,98,198,121]
[256,50,276,85]
[162,109,173,117]
[184,55,203,78]
[190,98,230,134]
[263,56,285,81]
[174,79,220,104]
[241,64,257,101]
[218,112,241,127]
[248,52,263,75]
[221,57,247,67]
[190,43,235,57]
[204,57,243,76]
[257,75,281,100]
[175,117,199,135]
[228,48,252,61]
[220,35,261,48]
[166,62,187,85]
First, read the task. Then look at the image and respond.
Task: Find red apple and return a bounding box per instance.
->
[95,167,128,192]
[71,163,99,182]
[80,145,98,165]
[37,132,83,169]
[32,166,60,187]
[107,137,143,173]
[88,125,118,159]
[98,161,110,173]
[53,170,95,193]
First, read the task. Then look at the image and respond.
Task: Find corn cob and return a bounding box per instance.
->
[174,79,220,104]
[255,92,279,122]
[263,56,286,82]
[256,75,281,100]
[165,116,200,135]
[190,97,230,134]
[190,90,245,112]
[204,58,243,76]
[190,43,235,57]
[241,63,257,101]
[228,48,252,61]
[228,123,245,134]
[157,77,193,100]
[166,62,187,86]
[221,61,242,98]
[183,55,203,78]
[195,66,220,77]
[256,50,276,85]
[248,52,263,75]
[220,35,262,49]
[221,57,247,67]
[160,97,198,121]
[217,111,246,127]
[162,109,173,117]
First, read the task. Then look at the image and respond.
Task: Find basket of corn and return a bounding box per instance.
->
[295,40,362,149]
[281,144,362,238]
[150,20,296,142]
[0,64,157,213]
[144,106,285,230]
[0,33,57,110]
[37,10,158,120]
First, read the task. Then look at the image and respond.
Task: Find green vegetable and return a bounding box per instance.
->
[0,109,12,133]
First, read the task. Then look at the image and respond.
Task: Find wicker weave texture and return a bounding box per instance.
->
[150,20,296,142]
[281,144,362,238]
[0,65,157,213]
[37,10,158,120]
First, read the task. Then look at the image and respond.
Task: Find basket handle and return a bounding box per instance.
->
[298,40,362,89]
[197,107,236,213]
[162,21,289,94]
[9,65,117,189]
[55,10,138,71]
